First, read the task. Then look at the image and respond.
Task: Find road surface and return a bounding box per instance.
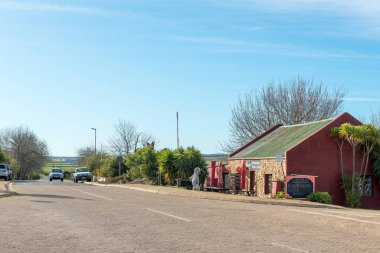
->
[1,180,380,252]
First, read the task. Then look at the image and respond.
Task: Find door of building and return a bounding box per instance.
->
[249,170,255,196]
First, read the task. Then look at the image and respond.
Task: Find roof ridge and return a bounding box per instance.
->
[281,117,335,128]
[229,117,336,159]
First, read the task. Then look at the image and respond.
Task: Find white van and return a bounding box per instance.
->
[0,163,13,181]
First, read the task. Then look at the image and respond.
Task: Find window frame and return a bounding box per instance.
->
[359,175,373,197]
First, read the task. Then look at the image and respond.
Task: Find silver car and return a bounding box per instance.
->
[49,168,64,182]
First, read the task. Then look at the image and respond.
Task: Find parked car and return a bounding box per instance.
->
[0,163,13,181]
[73,167,92,183]
[49,168,64,182]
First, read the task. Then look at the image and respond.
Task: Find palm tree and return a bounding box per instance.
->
[330,127,345,178]
[359,125,380,191]
[174,147,189,179]
[157,149,176,185]
[371,145,380,179]
[338,123,363,194]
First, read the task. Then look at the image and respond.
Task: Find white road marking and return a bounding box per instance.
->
[147,208,191,222]
[288,209,380,225]
[323,210,380,218]
[63,186,113,201]
[271,242,309,253]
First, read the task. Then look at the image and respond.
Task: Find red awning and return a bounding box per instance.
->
[217,161,223,188]
[240,161,246,190]
[210,161,216,187]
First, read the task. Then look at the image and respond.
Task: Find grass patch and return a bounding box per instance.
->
[41,161,78,175]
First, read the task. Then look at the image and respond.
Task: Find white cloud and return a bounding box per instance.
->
[164,35,250,47]
[0,1,103,14]
[164,35,380,59]
[0,1,148,19]
[213,0,380,17]
[212,0,380,39]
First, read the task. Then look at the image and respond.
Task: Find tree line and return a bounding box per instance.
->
[78,144,207,185]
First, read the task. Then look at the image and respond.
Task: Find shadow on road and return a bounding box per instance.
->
[18,193,93,201]
[30,200,56,203]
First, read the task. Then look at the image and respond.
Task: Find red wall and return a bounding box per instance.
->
[286,113,380,209]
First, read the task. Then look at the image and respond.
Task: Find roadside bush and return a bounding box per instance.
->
[341,173,361,208]
[127,166,142,180]
[119,173,132,183]
[307,192,332,204]
[31,174,41,180]
[124,145,157,182]
[345,191,361,208]
[273,191,285,199]
[0,148,9,163]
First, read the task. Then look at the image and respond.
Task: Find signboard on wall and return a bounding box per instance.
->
[285,176,316,198]
[247,160,261,171]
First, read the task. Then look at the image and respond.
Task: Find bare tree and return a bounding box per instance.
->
[221,77,346,152]
[108,120,156,156]
[77,146,94,166]
[0,126,49,179]
[139,132,157,148]
[369,110,380,128]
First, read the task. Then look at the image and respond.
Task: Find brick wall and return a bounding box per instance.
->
[228,159,286,198]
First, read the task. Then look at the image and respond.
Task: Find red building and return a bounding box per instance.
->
[228,112,380,209]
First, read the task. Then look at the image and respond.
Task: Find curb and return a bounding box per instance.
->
[85,182,344,210]
[155,191,343,209]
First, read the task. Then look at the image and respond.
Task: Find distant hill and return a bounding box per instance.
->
[202,154,228,166]
[48,156,78,165]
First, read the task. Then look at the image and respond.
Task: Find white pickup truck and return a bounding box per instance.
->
[0,163,13,181]
[73,167,92,183]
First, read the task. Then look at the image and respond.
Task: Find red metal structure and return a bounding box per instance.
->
[240,161,246,190]
[217,161,223,188]
[210,161,216,187]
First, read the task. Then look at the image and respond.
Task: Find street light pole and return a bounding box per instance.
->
[91,128,97,154]
[176,112,179,149]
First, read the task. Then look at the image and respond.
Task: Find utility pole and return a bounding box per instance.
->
[176,111,179,149]
[91,128,97,155]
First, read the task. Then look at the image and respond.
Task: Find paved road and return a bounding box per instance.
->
[1,180,380,253]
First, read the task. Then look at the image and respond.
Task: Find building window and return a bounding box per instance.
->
[359,176,372,197]
[265,174,272,195]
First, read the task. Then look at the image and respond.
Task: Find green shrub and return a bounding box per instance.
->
[273,191,285,199]
[341,173,361,208]
[307,192,332,204]
[31,174,41,180]
[345,191,361,208]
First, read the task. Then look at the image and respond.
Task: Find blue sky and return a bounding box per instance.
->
[1,0,380,156]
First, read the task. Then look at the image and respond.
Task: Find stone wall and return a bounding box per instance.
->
[228,159,286,198]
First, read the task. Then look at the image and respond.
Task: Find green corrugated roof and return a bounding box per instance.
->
[230,118,334,159]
